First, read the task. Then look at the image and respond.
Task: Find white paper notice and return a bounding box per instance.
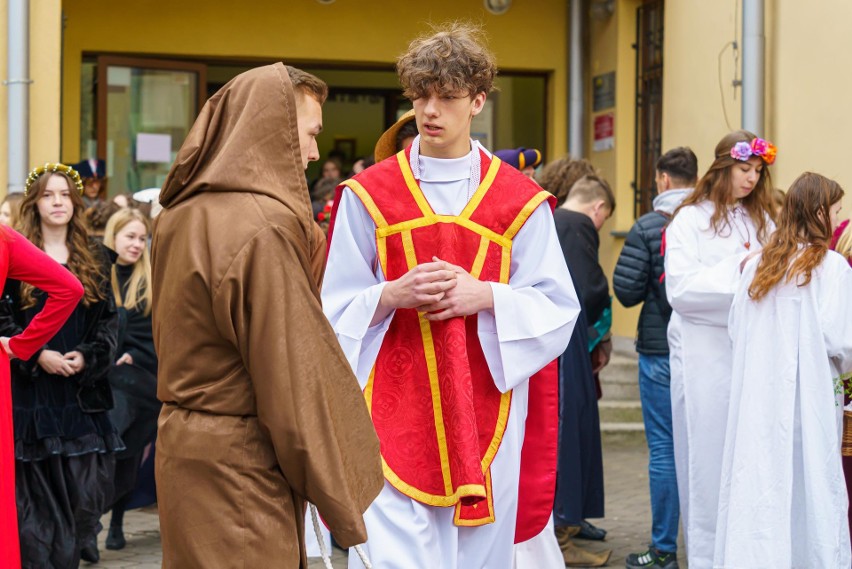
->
[107,67,132,87]
[136,133,172,163]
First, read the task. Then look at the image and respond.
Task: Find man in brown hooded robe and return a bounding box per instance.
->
[151,63,383,568]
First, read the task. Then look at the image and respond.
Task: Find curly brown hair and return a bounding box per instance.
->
[85,200,121,237]
[18,171,106,308]
[748,172,844,301]
[536,156,599,207]
[397,22,497,100]
[677,130,776,244]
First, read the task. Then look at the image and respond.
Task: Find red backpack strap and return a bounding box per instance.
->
[657,210,673,284]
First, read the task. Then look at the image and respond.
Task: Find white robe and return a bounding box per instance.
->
[664,202,773,569]
[512,515,564,568]
[714,251,852,569]
[322,146,579,569]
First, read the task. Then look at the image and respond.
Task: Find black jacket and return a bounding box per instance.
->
[612,210,672,354]
[554,209,611,346]
[114,263,158,375]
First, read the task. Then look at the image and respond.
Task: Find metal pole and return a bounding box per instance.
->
[568,0,585,157]
[5,0,30,193]
[741,0,765,135]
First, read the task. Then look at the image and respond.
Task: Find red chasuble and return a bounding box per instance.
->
[339,148,557,537]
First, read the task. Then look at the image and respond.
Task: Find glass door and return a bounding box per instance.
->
[96,56,206,196]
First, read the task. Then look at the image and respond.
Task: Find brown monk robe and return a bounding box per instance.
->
[151,63,383,568]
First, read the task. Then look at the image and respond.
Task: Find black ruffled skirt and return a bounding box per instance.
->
[17,452,115,569]
[13,371,124,567]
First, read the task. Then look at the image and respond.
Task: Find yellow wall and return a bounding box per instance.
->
[769,0,852,205]
[0,0,63,195]
[58,0,570,167]
[662,0,741,165]
[586,0,643,339]
[663,0,852,213]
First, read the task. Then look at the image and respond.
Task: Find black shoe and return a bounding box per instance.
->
[80,534,100,563]
[105,525,126,550]
[625,547,678,569]
[576,519,607,541]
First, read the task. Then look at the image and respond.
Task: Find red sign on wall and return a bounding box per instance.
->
[593,113,614,152]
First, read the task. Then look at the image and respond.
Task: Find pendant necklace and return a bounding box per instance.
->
[732,207,752,250]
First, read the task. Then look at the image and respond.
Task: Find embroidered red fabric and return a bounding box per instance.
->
[328,149,559,539]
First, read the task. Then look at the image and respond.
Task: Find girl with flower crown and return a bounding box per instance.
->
[0,165,122,567]
[663,130,777,568]
[716,172,852,567]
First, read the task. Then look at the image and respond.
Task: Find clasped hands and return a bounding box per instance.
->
[36,349,85,377]
[0,337,86,377]
[379,257,494,322]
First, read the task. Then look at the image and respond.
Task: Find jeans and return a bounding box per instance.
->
[638,353,679,554]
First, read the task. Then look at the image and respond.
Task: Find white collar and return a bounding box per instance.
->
[410,135,481,198]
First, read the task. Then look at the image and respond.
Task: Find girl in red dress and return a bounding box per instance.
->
[0,166,85,568]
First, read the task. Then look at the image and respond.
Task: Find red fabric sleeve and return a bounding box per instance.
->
[5,229,84,360]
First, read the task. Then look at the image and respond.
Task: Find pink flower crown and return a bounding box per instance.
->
[730,138,777,165]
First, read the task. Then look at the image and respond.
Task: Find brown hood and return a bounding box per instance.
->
[159,63,312,235]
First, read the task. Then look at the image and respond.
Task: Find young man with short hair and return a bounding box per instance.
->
[613,146,698,569]
[152,64,383,568]
[558,174,616,361]
[323,24,580,569]
[548,172,615,567]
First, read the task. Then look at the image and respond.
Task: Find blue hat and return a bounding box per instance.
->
[71,158,107,179]
[494,147,542,171]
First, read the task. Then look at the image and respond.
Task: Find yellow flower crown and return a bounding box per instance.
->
[24,163,84,197]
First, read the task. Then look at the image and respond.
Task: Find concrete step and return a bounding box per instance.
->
[599,352,640,401]
[599,399,646,446]
[598,400,644,424]
[594,338,646,445]
[601,425,647,447]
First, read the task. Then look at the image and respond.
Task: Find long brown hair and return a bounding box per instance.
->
[748,172,844,301]
[18,171,106,308]
[678,130,775,244]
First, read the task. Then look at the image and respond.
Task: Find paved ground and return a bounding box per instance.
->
[89,438,686,568]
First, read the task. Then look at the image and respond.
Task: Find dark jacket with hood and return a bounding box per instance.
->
[613,188,691,354]
[151,63,382,568]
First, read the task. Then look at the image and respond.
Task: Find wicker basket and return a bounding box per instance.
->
[843,411,852,457]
